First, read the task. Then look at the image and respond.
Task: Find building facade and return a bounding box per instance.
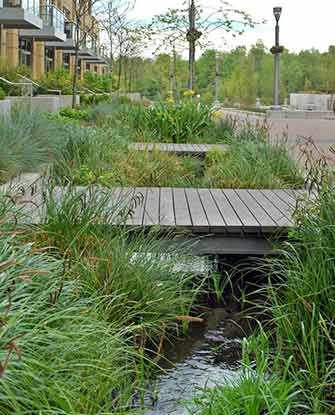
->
[0,0,107,79]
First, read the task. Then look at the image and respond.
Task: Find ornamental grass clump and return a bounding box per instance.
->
[195,174,335,414]
[36,184,203,344]
[204,141,304,189]
[0,110,72,183]
[0,199,135,414]
[263,187,335,412]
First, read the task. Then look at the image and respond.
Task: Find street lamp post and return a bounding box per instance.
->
[271,7,283,110]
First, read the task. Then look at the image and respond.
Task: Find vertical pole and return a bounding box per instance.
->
[188,0,196,90]
[214,51,220,105]
[273,22,280,109]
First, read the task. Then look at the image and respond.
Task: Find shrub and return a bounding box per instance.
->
[0,58,32,95]
[39,68,73,94]
[81,71,112,92]
[80,92,110,106]
[0,87,5,100]
[59,107,89,121]
[142,100,214,143]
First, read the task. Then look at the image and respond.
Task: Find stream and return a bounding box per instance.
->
[135,301,253,414]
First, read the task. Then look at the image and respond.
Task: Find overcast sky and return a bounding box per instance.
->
[130,0,335,55]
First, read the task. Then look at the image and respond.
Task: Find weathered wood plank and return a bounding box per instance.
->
[223,189,259,229]
[210,189,242,232]
[260,190,294,220]
[198,189,226,231]
[273,189,298,207]
[143,187,160,226]
[126,187,147,226]
[173,188,192,227]
[247,189,292,227]
[160,187,175,227]
[235,189,277,231]
[185,188,209,232]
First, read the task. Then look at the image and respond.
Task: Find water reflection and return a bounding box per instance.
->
[138,306,252,415]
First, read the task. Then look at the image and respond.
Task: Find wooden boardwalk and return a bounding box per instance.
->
[105,187,301,234]
[0,176,305,254]
[130,143,228,157]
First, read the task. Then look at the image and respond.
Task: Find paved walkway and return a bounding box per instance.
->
[220,110,335,161]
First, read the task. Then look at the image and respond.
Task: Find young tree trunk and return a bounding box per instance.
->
[172,44,179,102]
[109,36,114,75]
[117,56,122,90]
[214,51,220,103]
[71,25,81,108]
[124,57,128,91]
[186,0,201,91]
[188,40,195,90]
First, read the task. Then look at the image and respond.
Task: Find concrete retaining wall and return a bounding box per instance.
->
[113,92,142,102]
[5,94,80,113]
[59,95,80,108]
[7,96,60,112]
[267,110,335,120]
[0,100,11,119]
[290,93,334,111]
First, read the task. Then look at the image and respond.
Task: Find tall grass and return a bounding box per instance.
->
[194,185,335,414]
[263,188,335,412]
[0,200,136,414]
[36,184,204,347]
[0,182,206,413]
[87,99,235,144]
[53,127,204,187]
[204,141,304,189]
[54,130,302,189]
[0,110,77,183]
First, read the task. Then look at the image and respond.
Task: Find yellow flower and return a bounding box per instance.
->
[213,110,222,119]
[166,97,175,105]
[183,89,195,97]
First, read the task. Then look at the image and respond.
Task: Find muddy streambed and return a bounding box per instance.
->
[134,300,254,414]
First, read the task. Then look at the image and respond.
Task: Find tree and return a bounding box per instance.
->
[99,0,135,74]
[153,0,258,90]
[71,0,104,107]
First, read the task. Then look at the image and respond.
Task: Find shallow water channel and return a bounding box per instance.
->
[135,300,253,414]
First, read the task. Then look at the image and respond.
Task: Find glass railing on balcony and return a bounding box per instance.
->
[65,21,80,41]
[1,0,39,15]
[41,4,65,33]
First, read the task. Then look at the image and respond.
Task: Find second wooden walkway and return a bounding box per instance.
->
[129,143,229,157]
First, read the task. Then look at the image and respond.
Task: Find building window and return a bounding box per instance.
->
[86,62,90,71]
[63,52,70,69]
[94,65,97,73]
[45,46,55,72]
[19,39,33,68]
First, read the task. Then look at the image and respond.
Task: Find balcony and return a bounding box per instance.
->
[0,0,42,29]
[79,39,107,63]
[20,4,66,41]
[45,21,77,50]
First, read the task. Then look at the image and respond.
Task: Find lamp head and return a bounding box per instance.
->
[273,7,282,22]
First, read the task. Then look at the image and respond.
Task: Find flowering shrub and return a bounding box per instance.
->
[138,100,214,143]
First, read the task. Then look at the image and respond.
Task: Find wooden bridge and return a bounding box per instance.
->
[129,143,229,157]
[105,186,301,255]
[1,175,304,255]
